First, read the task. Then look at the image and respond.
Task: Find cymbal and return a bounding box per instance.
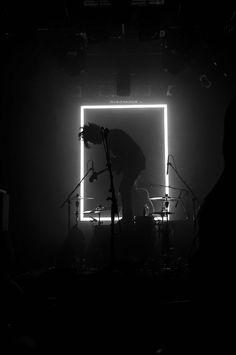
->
[84,206,108,214]
[94,206,105,213]
[150,196,179,201]
[71,196,94,200]
[149,196,163,200]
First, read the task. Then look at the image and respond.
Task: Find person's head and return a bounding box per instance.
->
[78,123,102,148]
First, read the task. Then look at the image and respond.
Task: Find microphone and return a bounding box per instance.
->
[167,155,170,175]
[89,171,98,183]
[164,194,169,209]
[89,161,96,182]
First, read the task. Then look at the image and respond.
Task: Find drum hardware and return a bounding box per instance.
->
[152,211,174,216]
[84,205,108,225]
[150,194,176,221]
[70,194,93,224]
[150,196,180,201]
[150,194,178,223]
[84,205,107,214]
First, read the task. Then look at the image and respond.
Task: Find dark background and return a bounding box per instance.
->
[1,1,235,271]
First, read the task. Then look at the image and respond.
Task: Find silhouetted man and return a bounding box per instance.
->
[79,123,146,229]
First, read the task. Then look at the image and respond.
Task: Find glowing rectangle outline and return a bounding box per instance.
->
[80,104,169,221]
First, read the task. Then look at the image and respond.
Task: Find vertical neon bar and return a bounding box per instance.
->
[80,106,85,221]
[164,104,169,197]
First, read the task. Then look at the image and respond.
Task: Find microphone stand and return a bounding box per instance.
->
[101,128,119,269]
[60,168,92,238]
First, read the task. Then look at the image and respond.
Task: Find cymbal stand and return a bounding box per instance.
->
[75,193,80,226]
[93,208,102,227]
[60,167,93,238]
[160,202,171,264]
[167,157,200,234]
[97,211,102,226]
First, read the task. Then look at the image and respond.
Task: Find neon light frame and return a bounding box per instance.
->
[80,104,169,222]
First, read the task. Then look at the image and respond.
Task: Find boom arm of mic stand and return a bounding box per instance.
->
[60,168,93,236]
[60,168,92,209]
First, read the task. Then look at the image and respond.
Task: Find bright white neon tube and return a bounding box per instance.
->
[80,104,169,222]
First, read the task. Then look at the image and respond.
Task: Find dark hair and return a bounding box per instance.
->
[78,122,101,148]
